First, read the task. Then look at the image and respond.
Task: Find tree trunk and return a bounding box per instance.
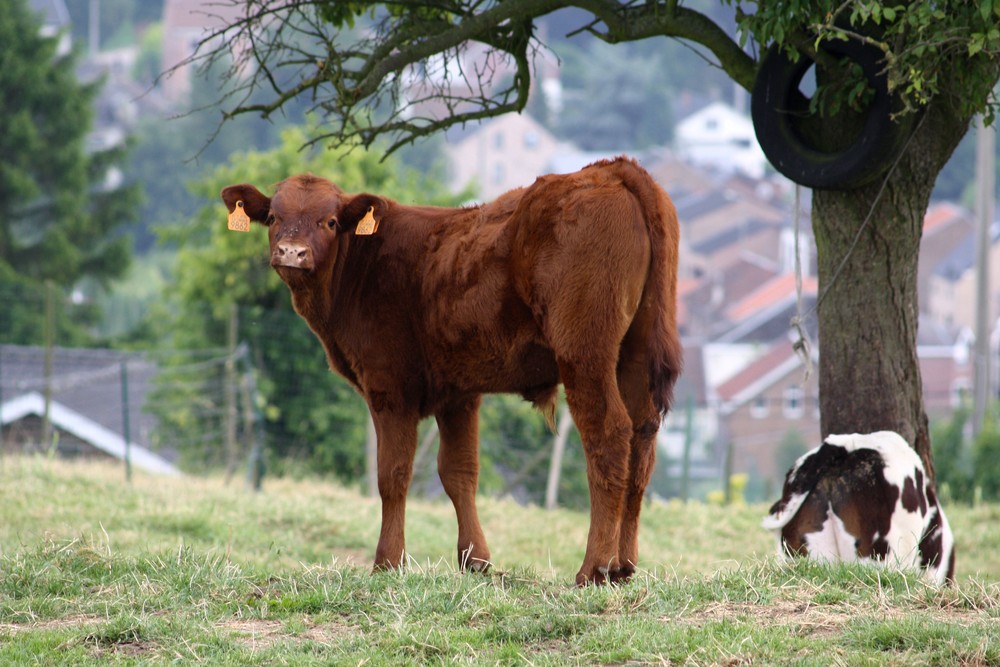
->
[811,102,970,481]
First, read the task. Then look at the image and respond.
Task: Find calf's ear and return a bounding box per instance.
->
[337,194,388,233]
[221,184,272,224]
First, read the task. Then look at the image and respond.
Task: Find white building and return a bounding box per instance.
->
[675,102,767,178]
[444,112,573,200]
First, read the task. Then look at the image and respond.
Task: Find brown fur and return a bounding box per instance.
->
[221,157,682,585]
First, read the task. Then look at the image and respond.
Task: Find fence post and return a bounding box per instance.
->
[545,405,573,510]
[243,365,265,492]
[680,395,694,502]
[120,359,132,482]
[224,304,239,483]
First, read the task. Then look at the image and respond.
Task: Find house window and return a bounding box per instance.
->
[524,131,539,148]
[783,385,803,419]
[750,395,769,419]
[493,132,505,150]
[492,162,505,185]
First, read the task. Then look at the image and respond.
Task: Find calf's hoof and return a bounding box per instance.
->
[575,560,636,586]
[458,544,492,573]
[609,564,636,584]
[372,550,405,573]
[574,563,615,587]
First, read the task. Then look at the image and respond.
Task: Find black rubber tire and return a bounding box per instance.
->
[751,38,910,191]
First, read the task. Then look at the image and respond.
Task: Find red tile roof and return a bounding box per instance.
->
[923,202,964,235]
[724,273,818,323]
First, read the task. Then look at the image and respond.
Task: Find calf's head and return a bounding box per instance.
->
[221,175,386,283]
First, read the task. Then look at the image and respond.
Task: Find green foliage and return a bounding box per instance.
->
[932,407,974,504]
[731,0,1000,122]
[478,396,590,509]
[159,122,463,479]
[932,404,1000,504]
[775,428,810,479]
[973,413,1000,500]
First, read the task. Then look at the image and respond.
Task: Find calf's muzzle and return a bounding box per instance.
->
[272,242,312,270]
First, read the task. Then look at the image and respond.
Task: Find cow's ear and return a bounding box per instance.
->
[221,184,271,224]
[337,194,388,233]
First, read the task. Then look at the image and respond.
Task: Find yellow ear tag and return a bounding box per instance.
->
[228,200,251,232]
[355,206,379,236]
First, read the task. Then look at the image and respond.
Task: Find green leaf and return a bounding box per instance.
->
[980,0,994,23]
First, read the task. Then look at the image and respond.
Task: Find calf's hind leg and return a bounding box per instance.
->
[436,397,492,572]
[561,357,633,586]
[611,345,662,584]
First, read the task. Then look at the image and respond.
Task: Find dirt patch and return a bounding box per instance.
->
[677,600,853,638]
[672,596,990,640]
[0,614,105,635]
[218,617,358,650]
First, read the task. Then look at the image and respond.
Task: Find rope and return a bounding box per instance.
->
[789,111,929,382]
[790,184,814,382]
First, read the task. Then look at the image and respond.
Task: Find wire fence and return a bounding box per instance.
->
[0,282,990,504]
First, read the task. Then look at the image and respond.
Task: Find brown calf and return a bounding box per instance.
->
[222,157,682,585]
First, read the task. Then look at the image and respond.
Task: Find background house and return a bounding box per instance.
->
[0,345,178,475]
[674,101,768,179]
[444,113,572,200]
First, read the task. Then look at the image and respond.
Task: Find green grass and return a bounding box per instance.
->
[0,457,997,665]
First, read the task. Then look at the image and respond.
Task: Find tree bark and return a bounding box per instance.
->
[811,101,970,481]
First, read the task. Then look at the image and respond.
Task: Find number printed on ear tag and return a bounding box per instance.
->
[228,200,251,232]
[355,206,379,235]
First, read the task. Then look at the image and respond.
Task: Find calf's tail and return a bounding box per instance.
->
[608,158,683,416]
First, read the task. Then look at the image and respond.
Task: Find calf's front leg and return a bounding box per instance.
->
[436,397,491,572]
[370,405,419,571]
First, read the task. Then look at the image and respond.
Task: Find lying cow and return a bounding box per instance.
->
[222,157,682,585]
[763,431,955,585]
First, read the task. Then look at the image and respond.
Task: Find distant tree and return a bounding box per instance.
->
[553,39,677,151]
[0,0,139,344]
[64,0,164,51]
[129,56,311,253]
[972,412,1000,501]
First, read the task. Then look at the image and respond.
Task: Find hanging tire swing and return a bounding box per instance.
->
[751,36,911,190]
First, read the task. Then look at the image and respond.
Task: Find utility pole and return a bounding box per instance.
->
[365,413,378,498]
[545,405,574,510]
[972,116,996,440]
[41,281,54,452]
[120,359,132,482]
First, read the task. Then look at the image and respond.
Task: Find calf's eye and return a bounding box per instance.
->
[328,218,338,229]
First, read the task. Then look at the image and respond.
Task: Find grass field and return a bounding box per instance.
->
[1,456,998,665]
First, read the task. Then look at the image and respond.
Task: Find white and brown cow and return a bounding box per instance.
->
[763,431,955,585]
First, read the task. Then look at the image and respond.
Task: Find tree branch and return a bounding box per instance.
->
[186,0,757,154]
